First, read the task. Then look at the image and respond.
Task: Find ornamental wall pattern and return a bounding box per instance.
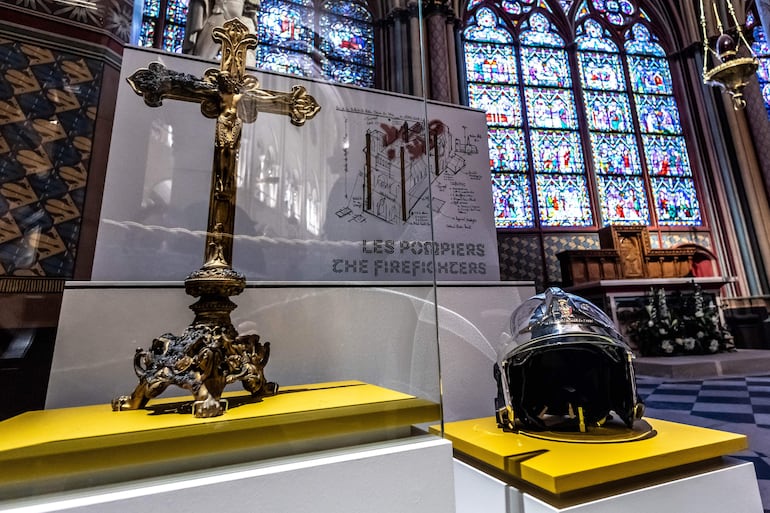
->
[0,37,103,277]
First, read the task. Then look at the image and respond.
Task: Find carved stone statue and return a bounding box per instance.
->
[184,0,261,66]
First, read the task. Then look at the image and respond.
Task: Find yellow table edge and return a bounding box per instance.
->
[431,416,748,495]
[0,381,439,492]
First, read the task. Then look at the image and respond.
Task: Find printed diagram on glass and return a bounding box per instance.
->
[333,113,484,226]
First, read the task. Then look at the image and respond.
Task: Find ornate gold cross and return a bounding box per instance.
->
[113,19,320,417]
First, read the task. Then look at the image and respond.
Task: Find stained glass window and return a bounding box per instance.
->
[465,7,534,227]
[465,43,518,82]
[591,0,635,25]
[137,0,188,52]
[493,174,534,227]
[575,18,649,225]
[596,175,650,224]
[750,17,770,118]
[319,0,374,85]
[522,11,591,226]
[536,174,593,226]
[135,0,374,88]
[463,0,702,231]
[626,23,701,226]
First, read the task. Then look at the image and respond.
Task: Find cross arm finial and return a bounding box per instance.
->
[239,82,321,126]
[127,62,221,118]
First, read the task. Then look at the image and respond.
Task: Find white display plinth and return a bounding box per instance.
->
[454,457,763,513]
[0,437,454,513]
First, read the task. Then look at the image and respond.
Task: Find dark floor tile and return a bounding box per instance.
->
[644,400,693,410]
[651,388,699,396]
[691,411,756,423]
[700,384,748,391]
[695,395,752,404]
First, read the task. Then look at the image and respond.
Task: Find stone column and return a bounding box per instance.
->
[446,19,460,104]
[409,4,424,97]
[427,12,451,102]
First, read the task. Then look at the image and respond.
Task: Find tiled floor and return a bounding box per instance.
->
[637,375,770,513]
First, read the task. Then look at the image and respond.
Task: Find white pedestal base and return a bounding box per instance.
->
[454,457,763,513]
[0,437,454,513]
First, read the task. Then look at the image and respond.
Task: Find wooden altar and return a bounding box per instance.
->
[557,226,707,286]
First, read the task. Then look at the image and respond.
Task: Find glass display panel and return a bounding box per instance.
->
[642,135,692,177]
[464,42,518,83]
[531,129,584,174]
[577,51,624,91]
[652,177,703,225]
[535,174,593,226]
[97,49,500,282]
[0,26,462,504]
[584,91,632,132]
[636,94,681,134]
[521,46,571,87]
[468,84,523,126]
[493,173,535,228]
[596,175,650,225]
[55,20,492,461]
[525,87,578,129]
[590,132,641,175]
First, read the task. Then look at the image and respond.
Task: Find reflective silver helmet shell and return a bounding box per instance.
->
[494,287,644,432]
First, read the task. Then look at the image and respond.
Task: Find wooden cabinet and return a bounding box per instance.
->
[557,226,698,286]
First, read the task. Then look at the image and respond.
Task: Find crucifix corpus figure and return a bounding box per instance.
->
[112,18,321,418]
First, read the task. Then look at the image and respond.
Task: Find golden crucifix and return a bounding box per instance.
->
[112,19,320,418]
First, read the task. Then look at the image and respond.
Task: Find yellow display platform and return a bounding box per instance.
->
[0,381,438,499]
[430,416,747,495]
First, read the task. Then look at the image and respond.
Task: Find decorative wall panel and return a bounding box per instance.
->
[543,233,600,283]
[0,0,133,42]
[0,37,102,277]
[497,233,543,288]
[660,231,712,249]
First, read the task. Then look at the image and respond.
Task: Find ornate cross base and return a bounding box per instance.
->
[112,267,277,418]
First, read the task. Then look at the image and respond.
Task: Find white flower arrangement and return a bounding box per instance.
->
[628,284,735,356]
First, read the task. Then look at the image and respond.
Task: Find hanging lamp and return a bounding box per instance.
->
[699,0,759,110]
